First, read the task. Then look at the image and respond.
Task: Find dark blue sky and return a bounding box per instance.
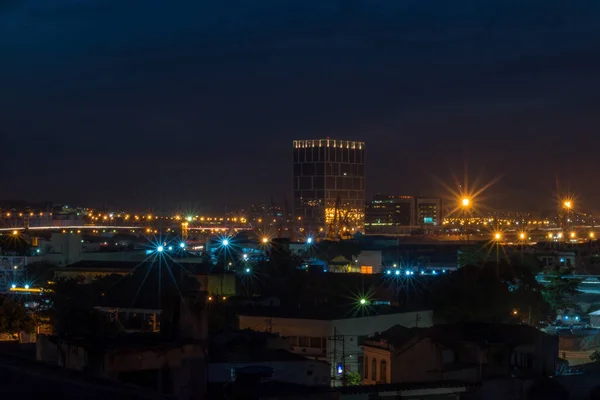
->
[2,1,600,212]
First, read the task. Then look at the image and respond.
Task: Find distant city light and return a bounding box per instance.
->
[157,245,164,252]
[168,246,173,251]
[386,270,391,275]
[519,232,526,240]
[262,237,269,244]
[564,200,572,209]
[395,270,400,276]
[24,285,29,290]
[461,198,470,207]
[494,232,501,240]
[405,270,411,276]
[222,239,229,246]
[11,284,16,289]
[179,242,186,248]
[359,298,367,305]
[306,237,313,244]
[245,268,250,273]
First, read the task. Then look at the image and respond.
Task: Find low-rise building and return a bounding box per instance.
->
[209,330,330,387]
[238,305,433,386]
[362,323,557,385]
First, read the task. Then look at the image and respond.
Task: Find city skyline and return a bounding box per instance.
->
[2,1,600,212]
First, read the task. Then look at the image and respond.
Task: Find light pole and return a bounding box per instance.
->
[494,232,502,277]
[519,232,526,264]
[221,238,230,295]
[563,200,572,237]
[461,198,471,240]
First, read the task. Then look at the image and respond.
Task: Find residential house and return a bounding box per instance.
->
[362,323,558,385]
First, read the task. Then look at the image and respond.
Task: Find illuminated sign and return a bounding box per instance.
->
[424,217,434,224]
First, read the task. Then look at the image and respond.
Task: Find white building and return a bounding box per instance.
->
[238,307,433,386]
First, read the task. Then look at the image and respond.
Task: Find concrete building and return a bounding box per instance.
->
[37,293,207,399]
[238,306,433,386]
[293,139,365,234]
[362,323,557,385]
[208,330,330,386]
[365,195,415,234]
[54,261,237,296]
[416,197,443,227]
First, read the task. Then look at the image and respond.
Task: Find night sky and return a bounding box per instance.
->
[2,1,600,213]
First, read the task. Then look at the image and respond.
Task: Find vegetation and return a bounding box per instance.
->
[541,264,582,313]
[0,296,35,340]
[344,371,362,386]
[590,349,600,362]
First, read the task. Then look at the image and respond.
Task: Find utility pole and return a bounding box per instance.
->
[341,334,346,386]
[333,327,337,385]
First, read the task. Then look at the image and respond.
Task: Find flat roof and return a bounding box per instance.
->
[238,304,430,321]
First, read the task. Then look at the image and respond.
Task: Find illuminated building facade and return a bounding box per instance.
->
[365,195,415,234]
[416,197,442,226]
[293,139,365,234]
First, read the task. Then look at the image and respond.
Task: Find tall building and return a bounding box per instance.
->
[293,139,365,234]
[416,197,443,226]
[365,195,415,234]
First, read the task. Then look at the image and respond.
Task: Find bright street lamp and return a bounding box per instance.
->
[262,237,269,244]
[306,237,313,244]
[519,232,526,240]
[157,245,164,252]
[222,239,229,247]
[461,198,470,207]
[564,200,572,209]
[494,233,502,240]
[179,242,186,248]
[359,298,367,305]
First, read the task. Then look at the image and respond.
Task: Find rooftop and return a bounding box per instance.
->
[238,303,430,321]
[365,322,550,350]
[0,351,170,399]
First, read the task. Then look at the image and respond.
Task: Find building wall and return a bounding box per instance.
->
[363,345,391,384]
[209,360,330,386]
[293,139,365,231]
[239,310,433,386]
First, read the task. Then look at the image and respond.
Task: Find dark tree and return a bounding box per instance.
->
[542,264,581,312]
[0,295,35,339]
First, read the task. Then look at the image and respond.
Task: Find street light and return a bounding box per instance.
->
[306,237,313,244]
[262,237,269,244]
[461,198,470,207]
[590,232,595,239]
[359,298,367,305]
[564,200,572,209]
[179,242,186,249]
[570,232,576,239]
[519,232,526,240]
[494,232,502,240]
[222,239,229,247]
[157,245,164,252]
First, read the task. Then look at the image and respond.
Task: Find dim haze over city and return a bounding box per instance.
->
[2,1,600,213]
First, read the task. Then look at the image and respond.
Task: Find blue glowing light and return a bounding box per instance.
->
[168,246,173,251]
[157,245,164,252]
[11,284,16,289]
[420,271,424,275]
[395,270,400,276]
[564,315,569,320]
[36,249,40,253]
[222,239,229,246]
[179,242,186,248]
[560,258,565,263]
[337,363,343,375]
[405,270,411,276]
[245,268,250,273]
[24,285,29,289]
[386,270,391,275]
[575,316,580,321]
[442,269,446,273]
[432,270,437,275]
[306,237,313,244]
